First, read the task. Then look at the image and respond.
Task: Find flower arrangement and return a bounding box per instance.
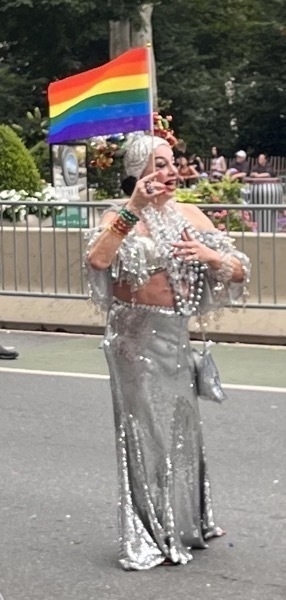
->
[176,178,244,205]
[0,190,26,222]
[26,184,66,218]
[89,134,126,170]
[175,178,256,232]
[206,208,256,232]
[0,185,66,222]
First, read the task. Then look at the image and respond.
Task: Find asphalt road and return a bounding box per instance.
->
[0,371,285,600]
[1,330,286,387]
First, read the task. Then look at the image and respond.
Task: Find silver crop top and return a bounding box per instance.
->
[85,227,251,316]
[115,232,167,278]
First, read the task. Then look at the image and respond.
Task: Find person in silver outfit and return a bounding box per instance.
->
[86,134,250,571]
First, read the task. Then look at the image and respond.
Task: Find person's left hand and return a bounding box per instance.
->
[172,230,218,264]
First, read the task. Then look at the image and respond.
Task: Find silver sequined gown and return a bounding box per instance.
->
[86,203,250,571]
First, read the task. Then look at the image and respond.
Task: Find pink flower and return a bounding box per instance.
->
[217,223,226,231]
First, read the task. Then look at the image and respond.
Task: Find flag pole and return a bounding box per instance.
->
[146,42,155,172]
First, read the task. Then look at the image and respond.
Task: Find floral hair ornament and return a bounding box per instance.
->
[153,112,177,147]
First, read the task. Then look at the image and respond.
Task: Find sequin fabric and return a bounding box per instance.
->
[104,299,223,570]
[85,202,251,570]
[85,202,251,314]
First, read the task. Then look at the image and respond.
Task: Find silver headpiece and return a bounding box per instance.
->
[124,134,169,180]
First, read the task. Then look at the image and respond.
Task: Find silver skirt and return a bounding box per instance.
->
[104,299,222,570]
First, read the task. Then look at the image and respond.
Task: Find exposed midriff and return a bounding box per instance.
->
[113,270,188,308]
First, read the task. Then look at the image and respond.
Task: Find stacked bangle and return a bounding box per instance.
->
[108,213,135,239]
[108,207,139,239]
[119,207,139,225]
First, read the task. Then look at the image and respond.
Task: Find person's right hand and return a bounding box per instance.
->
[125,172,167,215]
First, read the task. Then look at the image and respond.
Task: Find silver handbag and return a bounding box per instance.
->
[192,343,227,403]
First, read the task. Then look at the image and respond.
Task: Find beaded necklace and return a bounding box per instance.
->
[86,201,250,315]
[139,202,208,317]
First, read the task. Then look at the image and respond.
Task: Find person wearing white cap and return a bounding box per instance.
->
[227,150,249,181]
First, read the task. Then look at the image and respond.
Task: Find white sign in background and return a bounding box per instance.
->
[54,185,80,201]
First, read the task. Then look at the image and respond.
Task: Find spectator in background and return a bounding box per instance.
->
[189,153,205,174]
[250,154,274,178]
[178,156,199,187]
[210,146,227,180]
[227,150,249,182]
[173,138,187,164]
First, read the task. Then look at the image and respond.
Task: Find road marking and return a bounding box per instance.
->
[4,329,103,339]
[0,367,109,380]
[217,342,286,351]
[4,330,286,349]
[224,383,286,394]
[0,367,286,393]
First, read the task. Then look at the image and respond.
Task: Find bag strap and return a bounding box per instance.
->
[198,316,213,353]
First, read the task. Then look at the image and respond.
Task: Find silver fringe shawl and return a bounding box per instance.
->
[84,203,251,315]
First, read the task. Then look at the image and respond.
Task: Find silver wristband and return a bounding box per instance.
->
[211,253,234,283]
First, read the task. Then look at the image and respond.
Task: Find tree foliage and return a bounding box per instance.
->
[0,0,285,155]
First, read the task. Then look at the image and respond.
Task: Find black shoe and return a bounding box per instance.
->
[0,345,19,360]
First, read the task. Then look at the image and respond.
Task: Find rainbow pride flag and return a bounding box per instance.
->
[48,48,151,143]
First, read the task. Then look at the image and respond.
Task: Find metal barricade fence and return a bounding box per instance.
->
[0,200,286,309]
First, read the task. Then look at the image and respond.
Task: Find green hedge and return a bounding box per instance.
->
[0,124,41,192]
